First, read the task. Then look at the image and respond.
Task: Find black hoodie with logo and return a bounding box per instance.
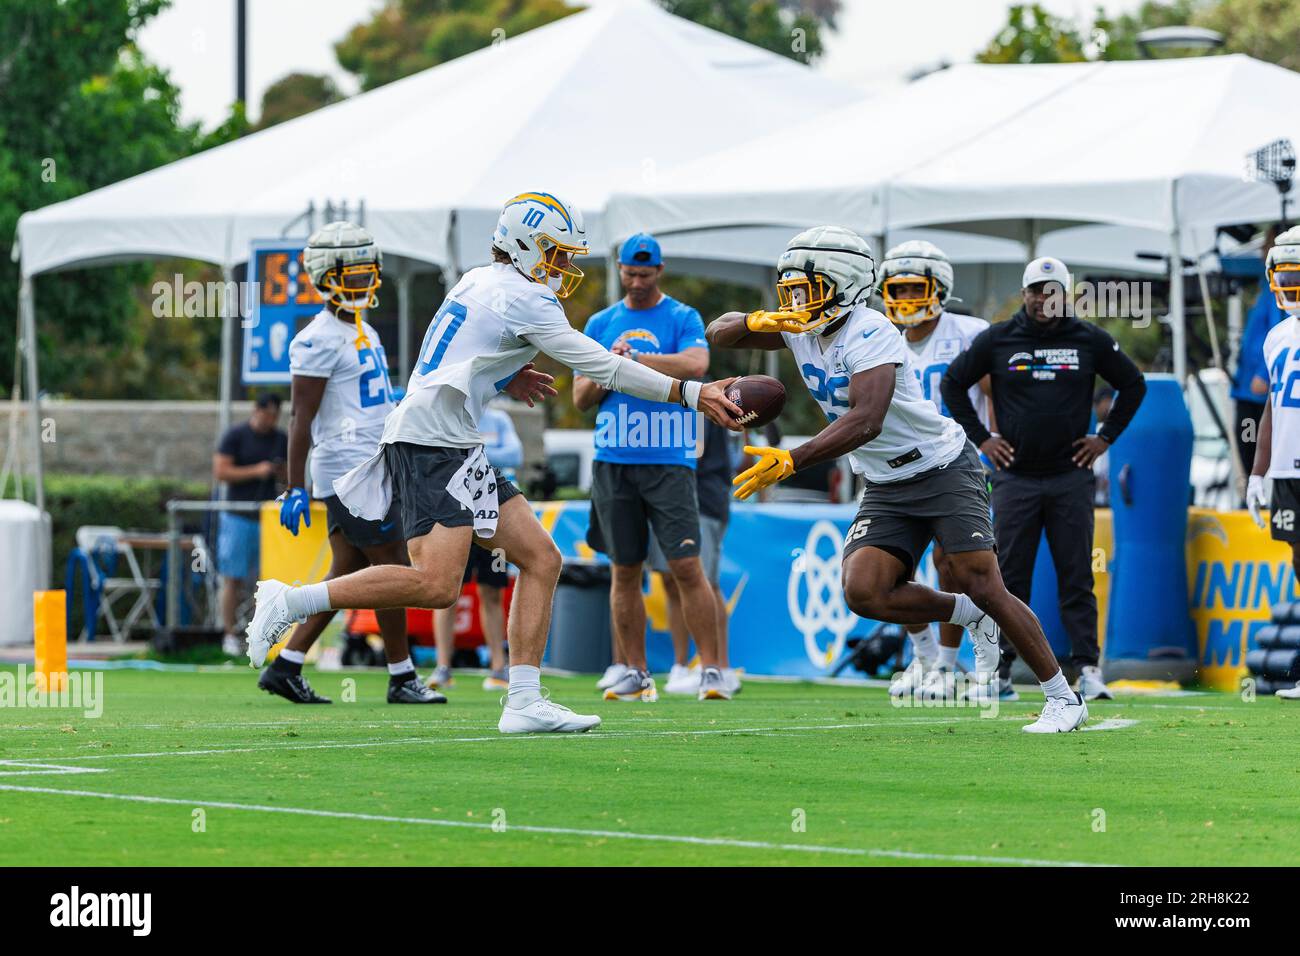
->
[940,308,1146,476]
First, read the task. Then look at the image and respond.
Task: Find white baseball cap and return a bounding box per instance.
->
[1022,256,1070,290]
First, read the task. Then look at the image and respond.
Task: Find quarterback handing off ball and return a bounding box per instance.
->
[725,374,786,428]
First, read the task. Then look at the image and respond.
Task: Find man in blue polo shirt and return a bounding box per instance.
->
[575,233,730,702]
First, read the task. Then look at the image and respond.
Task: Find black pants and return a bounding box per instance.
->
[991,467,1098,676]
[1235,399,1266,478]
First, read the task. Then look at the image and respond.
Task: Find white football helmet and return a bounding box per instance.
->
[493,192,589,298]
[1267,225,1300,312]
[304,220,382,313]
[774,225,877,334]
[879,240,953,326]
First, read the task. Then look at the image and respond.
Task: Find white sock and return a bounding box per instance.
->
[507,664,542,708]
[1040,669,1073,701]
[906,626,938,662]
[279,648,306,665]
[937,644,959,669]
[387,657,414,677]
[947,593,982,627]
[285,582,331,618]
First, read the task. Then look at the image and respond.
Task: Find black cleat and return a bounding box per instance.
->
[388,675,448,704]
[259,664,332,704]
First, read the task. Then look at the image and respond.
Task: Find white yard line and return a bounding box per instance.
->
[0,783,1114,867]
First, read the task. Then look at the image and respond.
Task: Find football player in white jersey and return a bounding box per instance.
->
[246,192,744,733]
[1248,225,1300,700]
[878,240,996,698]
[707,226,1088,732]
[260,221,442,705]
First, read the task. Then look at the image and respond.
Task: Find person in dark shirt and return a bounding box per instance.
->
[941,257,1146,701]
[213,393,288,655]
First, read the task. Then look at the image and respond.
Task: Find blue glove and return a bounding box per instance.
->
[279,487,311,536]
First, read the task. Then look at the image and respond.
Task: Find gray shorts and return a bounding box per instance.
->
[648,513,725,582]
[842,442,994,574]
[321,494,404,549]
[588,461,701,566]
[384,442,522,540]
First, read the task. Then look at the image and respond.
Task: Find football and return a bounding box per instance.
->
[725,374,786,428]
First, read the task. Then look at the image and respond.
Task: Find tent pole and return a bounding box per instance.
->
[397,271,413,384]
[607,244,620,307]
[19,274,43,513]
[761,270,778,381]
[217,264,235,452]
[1169,227,1187,386]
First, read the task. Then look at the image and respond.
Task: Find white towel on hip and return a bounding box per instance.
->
[332,447,391,521]
[448,445,500,538]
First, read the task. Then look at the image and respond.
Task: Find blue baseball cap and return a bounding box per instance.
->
[619,233,662,267]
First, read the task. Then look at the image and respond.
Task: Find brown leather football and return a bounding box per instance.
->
[725,374,786,428]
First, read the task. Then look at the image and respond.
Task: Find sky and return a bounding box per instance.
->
[136,0,1143,129]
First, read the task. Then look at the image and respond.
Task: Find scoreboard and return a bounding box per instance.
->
[242,240,323,384]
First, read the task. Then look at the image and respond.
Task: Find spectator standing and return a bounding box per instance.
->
[941,257,1147,701]
[576,233,730,702]
[213,393,288,656]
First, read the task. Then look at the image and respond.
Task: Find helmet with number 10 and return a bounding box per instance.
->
[493,192,590,298]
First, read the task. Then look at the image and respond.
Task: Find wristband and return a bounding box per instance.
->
[679,380,702,409]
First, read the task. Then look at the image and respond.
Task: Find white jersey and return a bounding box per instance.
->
[1264,315,1300,479]
[383,263,677,449]
[783,304,967,482]
[904,311,991,428]
[289,311,395,497]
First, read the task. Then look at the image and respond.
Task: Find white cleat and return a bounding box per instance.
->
[498,694,601,734]
[245,580,303,668]
[664,663,701,695]
[1022,693,1088,733]
[1276,682,1300,700]
[722,667,743,696]
[596,662,630,690]
[968,612,1001,686]
[697,666,731,701]
[1076,665,1114,701]
[889,656,934,698]
[918,665,956,701]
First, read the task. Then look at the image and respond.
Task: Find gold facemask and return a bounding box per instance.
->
[775,272,839,333]
[531,237,588,299]
[881,275,941,326]
[1269,262,1300,310]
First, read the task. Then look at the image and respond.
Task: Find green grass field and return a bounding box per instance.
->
[1,665,1295,867]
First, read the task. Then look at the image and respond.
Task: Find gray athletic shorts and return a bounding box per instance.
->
[321,494,404,549]
[842,442,994,574]
[384,442,522,540]
[589,461,701,566]
[648,513,725,582]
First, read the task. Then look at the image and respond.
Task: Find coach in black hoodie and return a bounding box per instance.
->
[941,256,1146,701]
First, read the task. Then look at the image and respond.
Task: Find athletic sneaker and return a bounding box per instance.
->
[967,612,1001,683]
[258,662,331,704]
[1076,665,1114,701]
[1276,682,1300,700]
[389,675,448,704]
[426,665,454,690]
[722,667,743,696]
[1022,693,1088,733]
[481,669,509,691]
[245,580,303,668]
[918,665,956,701]
[697,666,731,701]
[499,692,601,734]
[222,633,246,658]
[889,656,934,698]
[964,675,1020,702]
[603,668,658,702]
[596,662,630,690]
[664,663,700,695]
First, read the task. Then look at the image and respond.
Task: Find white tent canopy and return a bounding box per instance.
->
[15,0,861,280]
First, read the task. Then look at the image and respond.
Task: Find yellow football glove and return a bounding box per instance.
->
[745,310,812,334]
[732,446,796,501]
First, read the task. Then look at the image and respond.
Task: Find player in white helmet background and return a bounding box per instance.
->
[878,240,999,698]
[247,193,745,733]
[708,225,1088,732]
[1248,225,1300,699]
[260,220,442,705]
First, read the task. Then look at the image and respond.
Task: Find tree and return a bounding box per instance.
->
[1196,0,1300,72]
[0,0,241,396]
[255,73,344,131]
[976,3,1089,64]
[658,0,838,62]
